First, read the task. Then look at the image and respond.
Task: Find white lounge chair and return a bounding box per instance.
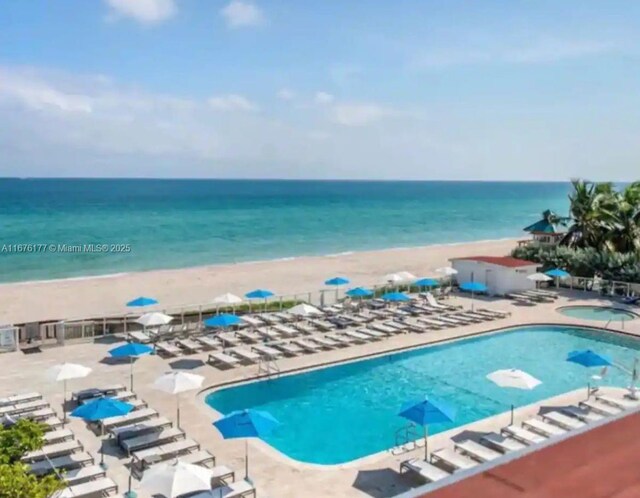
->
[121,427,185,455]
[311,336,339,349]
[308,319,335,331]
[155,341,182,357]
[294,322,317,335]
[580,399,621,416]
[0,399,49,416]
[251,344,283,358]
[273,324,299,337]
[127,331,151,343]
[341,330,371,342]
[430,448,477,471]
[257,327,280,340]
[426,292,454,310]
[522,418,566,437]
[110,417,173,440]
[384,321,407,331]
[501,425,546,445]
[369,323,396,334]
[561,405,604,423]
[324,333,352,346]
[0,392,42,407]
[454,440,501,462]
[596,394,640,410]
[189,479,255,498]
[196,335,219,350]
[541,411,586,430]
[231,348,261,364]
[292,339,319,352]
[62,465,106,486]
[177,338,202,353]
[174,449,216,468]
[400,458,450,483]
[417,317,448,329]
[236,330,261,343]
[101,408,158,430]
[22,440,83,462]
[357,328,385,339]
[219,332,243,346]
[208,352,241,369]
[133,438,200,471]
[52,477,118,498]
[240,316,263,327]
[30,452,94,476]
[43,429,74,444]
[480,433,526,453]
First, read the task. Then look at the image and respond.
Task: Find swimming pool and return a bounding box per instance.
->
[557,306,637,322]
[205,325,640,465]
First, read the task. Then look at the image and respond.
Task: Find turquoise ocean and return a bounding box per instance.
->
[0,179,570,283]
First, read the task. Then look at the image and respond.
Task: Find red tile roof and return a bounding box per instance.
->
[451,256,538,268]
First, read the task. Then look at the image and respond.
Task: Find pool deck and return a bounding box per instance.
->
[2,290,639,498]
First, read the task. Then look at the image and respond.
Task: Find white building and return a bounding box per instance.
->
[449,256,539,296]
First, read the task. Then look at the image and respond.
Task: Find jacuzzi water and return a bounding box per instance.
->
[557,305,637,322]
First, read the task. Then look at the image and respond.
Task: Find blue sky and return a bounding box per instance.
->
[1,0,639,180]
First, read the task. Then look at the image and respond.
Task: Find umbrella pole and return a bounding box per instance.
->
[130,356,134,391]
[100,425,106,468]
[245,439,249,479]
[62,380,67,427]
[424,425,429,461]
[510,404,514,425]
[177,394,180,429]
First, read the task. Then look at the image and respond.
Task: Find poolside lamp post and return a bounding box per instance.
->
[486,369,542,425]
[398,396,456,460]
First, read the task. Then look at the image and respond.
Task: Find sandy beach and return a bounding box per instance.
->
[0,238,517,324]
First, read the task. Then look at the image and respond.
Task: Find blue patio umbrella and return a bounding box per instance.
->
[109,343,153,390]
[399,396,456,459]
[213,409,280,477]
[346,287,374,298]
[459,281,488,310]
[245,289,274,299]
[204,313,242,328]
[381,292,411,303]
[567,349,613,398]
[71,397,133,465]
[545,268,571,289]
[126,296,158,307]
[325,276,350,286]
[415,278,439,289]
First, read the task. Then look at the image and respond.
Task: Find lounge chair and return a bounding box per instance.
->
[0,399,49,416]
[294,322,317,334]
[417,317,448,329]
[196,335,219,350]
[383,320,407,332]
[53,477,118,498]
[426,293,456,310]
[478,307,510,317]
[560,405,604,423]
[308,319,335,331]
[398,320,426,333]
[79,390,136,405]
[256,327,280,340]
[132,438,200,472]
[240,316,263,328]
[251,344,283,358]
[324,333,352,346]
[501,425,546,445]
[340,313,367,324]
[0,392,42,407]
[175,449,216,468]
[211,464,235,484]
[454,440,501,462]
[369,323,396,334]
[30,452,94,476]
[480,433,526,453]
[579,399,621,416]
[22,440,83,462]
[101,408,158,430]
[110,416,173,442]
[208,352,241,369]
[231,347,261,364]
[273,312,295,322]
[446,313,477,324]
[257,313,281,325]
[236,330,261,343]
[596,394,640,410]
[522,418,566,437]
[72,384,125,403]
[622,295,639,305]
[341,330,371,343]
[273,324,299,337]
[176,338,202,353]
[62,465,106,486]
[127,331,151,343]
[270,342,302,356]
[189,479,256,498]
[43,428,75,444]
[41,417,64,431]
[435,316,465,326]
[430,448,477,471]
[311,336,339,349]
[356,328,385,339]
[16,407,56,422]
[292,339,320,352]
[155,341,182,357]
[400,458,450,483]
[219,332,243,346]
[541,411,586,430]
[121,427,185,455]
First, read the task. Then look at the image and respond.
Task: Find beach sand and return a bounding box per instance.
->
[0,238,518,324]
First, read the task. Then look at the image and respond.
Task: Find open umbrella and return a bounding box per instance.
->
[71,397,133,466]
[399,396,456,459]
[325,276,350,302]
[381,292,411,303]
[140,461,214,498]
[487,369,542,424]
[126,296,158,308]
[436,267,458,276]
[346,287,374,298]
[287,303,323,317]
[567,350,612,397]
[527,273,553,290]
[459,281,488,310]
[212,293,243,305]
[213,409,280,478]
[136,312,173,328]
[415,278,439,291]
[204,314,242,328]
[545,268,570,288]
[153,371,204,428]
[108,343,153,390]
[245,289,275,312]
[46,363,92,426]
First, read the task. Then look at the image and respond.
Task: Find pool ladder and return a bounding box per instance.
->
[394,423,421,452]
[258,355,281,379]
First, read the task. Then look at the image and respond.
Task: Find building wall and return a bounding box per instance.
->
[451,260,539,295]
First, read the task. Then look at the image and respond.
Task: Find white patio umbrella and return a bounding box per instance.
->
[436,267,458,276]
[135,312,174,327]
[384,273,405,284]
[527,273,553,282]
[212,293,243,305]
[140,461,214,498]
[152,371,204,428]
[487,369,542,424]
[46,363,92,426]
[287,303,322,317]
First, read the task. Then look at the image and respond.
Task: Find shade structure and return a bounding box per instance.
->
[346,287,374,298]
[204,313,242,328]
[415,278,439,288]
[71,397,133,465]
[46,363,92,427]
[487,369,542,424]
[136,312,173,327]
[140,461,214,498]
[212,293,243,305]
[381,292,411,302]
[287,303,322,317]
[213,409,280,478]
[545,268,570,278]
[245,289,274,299]
[567,350,612,368]
[399,396,456,459]
[109,343,153,390]
[436,267,458,276]
[126,296,158,307]
[153,371,204,427]
[325,276,350,286]
[527,273,553,282]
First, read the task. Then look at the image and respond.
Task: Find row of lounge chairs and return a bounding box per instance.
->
[507,288,558,305]
[400,392,637,486]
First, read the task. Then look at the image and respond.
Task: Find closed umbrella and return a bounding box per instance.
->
[46,363,92,427]
[140,461,214,498]
[487,369,542,424]
[399,396,456,459]
[213,409,280,478]
[108,343,153,390]
[153,371,204,428]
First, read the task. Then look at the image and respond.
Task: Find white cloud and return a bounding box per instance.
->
[331,103,387,127]
[277,88,295,101]
[314,92,334,105]
[208,94,257,112]
[220,1,265,29]
[104,0,176,24]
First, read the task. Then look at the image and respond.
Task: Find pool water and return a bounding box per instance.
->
[205,326,640,464]
[558,306,637,322]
